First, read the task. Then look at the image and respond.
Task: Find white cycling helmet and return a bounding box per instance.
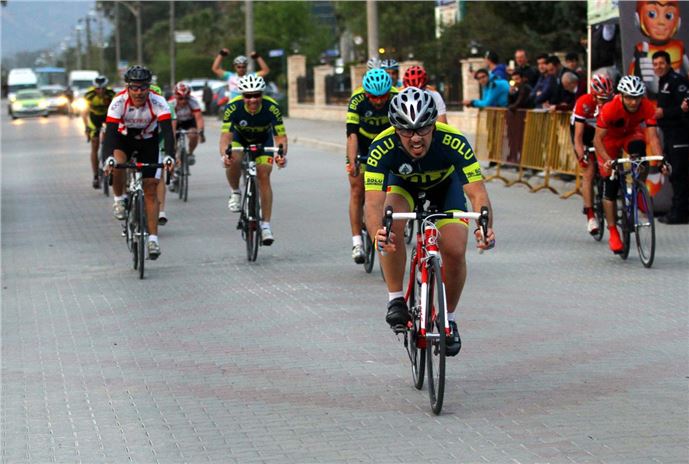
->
[233,55,249,66]
[381,58,399,70]
[366,57,381,70]
[238,74,266,93]
[388,87,438,130]
[617,75,645,97]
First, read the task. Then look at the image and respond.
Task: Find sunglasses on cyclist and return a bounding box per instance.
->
[235,65,247,69]
[243,93,263,100]
[128,84,149,92]
[397,125,434,138]
[366,93,389,103]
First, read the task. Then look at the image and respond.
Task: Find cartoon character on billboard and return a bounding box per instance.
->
[630,0,688,93]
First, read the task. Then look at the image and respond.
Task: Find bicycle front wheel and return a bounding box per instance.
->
[137,193,146,279]
[245,179,260,262]
[406,249,425,390]
[362,227,374,273]
[634,180,655,268]
[181,158,189,202]
[178,148,187,200]
[617,193,631,260]
[592,175,604,241]
[425,257,446,415]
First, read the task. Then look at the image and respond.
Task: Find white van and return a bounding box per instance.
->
[8,68,38,101]
[68,70,99,95]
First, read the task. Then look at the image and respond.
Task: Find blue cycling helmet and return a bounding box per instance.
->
[362,69,392,96]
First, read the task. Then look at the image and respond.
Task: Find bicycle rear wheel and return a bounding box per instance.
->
[245,179,260,262]
[406,249,425,390]
[181,158,189,202]
[616,192,631,260]
[178,148,187,200]
[634,180,655,268]
[592,175,604,241]
[425,257,446,415]
[362,227,374,273]
[137,193,146,279]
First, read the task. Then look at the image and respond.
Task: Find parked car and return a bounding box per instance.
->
[10,89,49,119]
[179,79,226,113]
[39,85,70,114]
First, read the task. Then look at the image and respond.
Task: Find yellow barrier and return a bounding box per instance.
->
[476,108,581,196]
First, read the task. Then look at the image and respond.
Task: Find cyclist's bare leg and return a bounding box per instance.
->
[226,154,242,190]
[348,174,364,236]
[143,179,159,235]
[380,192,409,293]
[90,136,100,177]
[157,177,166,212]
[603,198,616,228]
[437,223,469,313]
[188,131,199,155]
[256,163,273,221]
[581,162,594,208]
[111,149,128,196]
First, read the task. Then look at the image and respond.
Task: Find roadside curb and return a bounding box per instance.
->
[290,136,344,153]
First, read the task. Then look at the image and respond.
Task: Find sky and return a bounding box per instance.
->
[1,0,96,58]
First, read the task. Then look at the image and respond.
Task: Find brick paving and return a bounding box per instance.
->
[1,113,688,463]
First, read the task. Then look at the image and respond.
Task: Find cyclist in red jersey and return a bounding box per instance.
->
[571,74,614,235]
[593,75,664,253]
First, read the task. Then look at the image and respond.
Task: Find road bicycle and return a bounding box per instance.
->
[383,193,489,414]
[610,155,664,268]
[584,147,604,241]
[173,129,194,202]
[109,158,170,279]
[226,144,283,262]
[96,126,109,196]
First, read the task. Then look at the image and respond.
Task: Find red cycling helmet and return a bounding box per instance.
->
[174,82,191,97]
[590,74,613,100]
[403,65,428,89]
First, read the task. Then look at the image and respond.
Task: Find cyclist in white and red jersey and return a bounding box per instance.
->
[169,82,205,166]
[102,65,175,260]
[570,74,614,235]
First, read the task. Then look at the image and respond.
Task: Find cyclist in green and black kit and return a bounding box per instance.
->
[83,75,115,189]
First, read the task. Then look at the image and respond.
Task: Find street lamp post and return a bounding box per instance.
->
[120,1,143,65]
[75,24,83,69]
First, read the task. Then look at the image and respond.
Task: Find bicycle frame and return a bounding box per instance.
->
[611,156,663,230]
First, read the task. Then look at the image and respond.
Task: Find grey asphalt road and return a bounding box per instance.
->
[2,111,688,464]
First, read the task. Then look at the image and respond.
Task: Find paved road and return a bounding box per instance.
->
[2,112,688,463]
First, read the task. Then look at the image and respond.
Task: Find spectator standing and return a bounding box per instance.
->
[565,51,587,98]
[530,54,555,109]
[652,50,689,224]
[484,51,509,81]
[514,49,539,87]
[507,70,534,110]
[463,68,509,108]
[544,55,579,111]
[202,81,213,115]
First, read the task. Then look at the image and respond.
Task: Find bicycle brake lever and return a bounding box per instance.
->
[383,205,393,247]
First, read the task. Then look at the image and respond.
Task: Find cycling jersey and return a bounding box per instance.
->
[596,94,657,139]
[106,90,172,140]
[221,95,286,145]
[346,87,399,141]
[365,123,483,222]
[571,92,602,128]
[168,96,201,122]
[84,86,116,116]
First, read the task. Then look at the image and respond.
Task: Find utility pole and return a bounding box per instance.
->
[169,1,175,87]
[75,25,83,69]
[98,9,105,72]
[245,0,255,73]
[115,1,121,72]
[121,1,143,65]
[366,0,379,60]
[84,16,92,68]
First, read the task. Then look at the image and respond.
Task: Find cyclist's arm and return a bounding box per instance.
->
[364,189,386,245]
[219,131,233,158]
[573,121,586,160]
[593,126,611,163]
[159,119,175,161]
[101,122,118,160]
[211,53,227,78]
[346,133,358,167]
[255,54,270,77]
[464,181,493,229]
[645,126,663,156]
[193,110,204,133]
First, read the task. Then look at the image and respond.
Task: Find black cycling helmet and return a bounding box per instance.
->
[124,65,152,84]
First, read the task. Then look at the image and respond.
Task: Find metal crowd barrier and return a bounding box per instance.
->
[474,108,581,198]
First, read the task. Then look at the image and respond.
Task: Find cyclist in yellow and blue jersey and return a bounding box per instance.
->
[219,74,287,245]
[83,75,116,189]
[364,87,496,357]
[346,68,398,264]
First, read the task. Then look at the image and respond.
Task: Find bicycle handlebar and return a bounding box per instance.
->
[225,144,284,157]
[609,155,666,180]
[106,159,172,185]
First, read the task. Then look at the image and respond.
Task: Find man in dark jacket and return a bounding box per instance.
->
[508,70,534,110]
[653,50,689,224]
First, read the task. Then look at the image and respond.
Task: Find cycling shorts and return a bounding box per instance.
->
[178,119,197,131]
[113,132,162,179]
[87,113,106,138]
[386,170,470,229]
[230,137,275,166]
[599,129,645,177]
